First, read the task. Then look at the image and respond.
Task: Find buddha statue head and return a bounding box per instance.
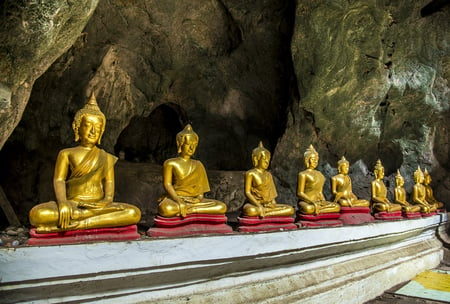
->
[395,170,404,187]
[252,141,271,169]
[176,124,199,156]
[304,144,319,169]
[423,168,432,185]
[414,166,424,184]
[374,159,384,179]
[72,92,106,145]
[337,156,349,175]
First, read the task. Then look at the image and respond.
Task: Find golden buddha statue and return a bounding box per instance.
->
[394,170,421,213]
[331,156,370,208]
[297,145,340,215]
[242,142,294,218]
[157,124,227,218]
[423,169,445,210]
[412,167,436,213]
[371,160,402,212]
[29,93,141,233]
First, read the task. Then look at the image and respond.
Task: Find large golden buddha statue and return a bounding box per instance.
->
[157,124,227,218]
[297,145,340,215]
[242,142,294,218]
[423,169,445,210]
[331,156,370,208]
[371,160,402,213]
[412,167,436,213]
[29,93,141,233]
[394,170,421,213]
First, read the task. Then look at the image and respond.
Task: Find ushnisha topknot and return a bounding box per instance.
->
[304,144,318,159]
[338,156,349,167]
[176,124,199,153]
[252,141,270,158]
[396,169,402,178]
[72,92,106,143]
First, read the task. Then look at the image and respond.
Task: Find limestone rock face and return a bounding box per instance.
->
[272,0,450,202]
[0,1,448,225]
[0,0,99,148]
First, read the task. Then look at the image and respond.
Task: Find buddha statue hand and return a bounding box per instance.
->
[258,204,266,218]
[58,201,78,230]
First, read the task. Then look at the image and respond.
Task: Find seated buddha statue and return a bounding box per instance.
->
[331,156,370,208]
[394,170,421,213]
[423,169,445,210]
[297,145,340,215]
[157,124,227,218]
[242,142,294,218]
[29,93,141,233]
[412,167,436,213]
[371,160,402,213]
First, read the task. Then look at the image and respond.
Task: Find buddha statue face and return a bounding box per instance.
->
[252,141,270,170]
[78,115,104,147]
[374,167,384,179]
[337,157,349,175]
[395,174,404,187]
[72,93,106,144]
[179,134,198,157]
[424,172,431,185]
[304,145,319,169]
[414,168,424,184]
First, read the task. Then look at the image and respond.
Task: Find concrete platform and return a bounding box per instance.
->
[0,213,448,304]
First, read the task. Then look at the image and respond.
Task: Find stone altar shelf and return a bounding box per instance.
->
[0,213,448,304]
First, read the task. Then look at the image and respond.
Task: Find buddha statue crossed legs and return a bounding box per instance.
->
[394,170,421,218]
[370,160,402,214]
[157,124,227,218]
[297,145,340,216]
[242,142,294,218]
[412,167,436,214]
[331,156,370,208]
[423,169,445,211]
[29,93,141,234]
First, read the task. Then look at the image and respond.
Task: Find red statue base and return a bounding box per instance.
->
[373,211,403,220]
[339,207,375,225]
[237,216,297,232]
[27,225,140,246]
[147,214,233,237]
[437,209,446,213]
[421,211,437,217]
[296,213,343,228]
[403,212,422,219]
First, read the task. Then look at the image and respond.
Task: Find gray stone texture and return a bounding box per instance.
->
[0,0,448,225]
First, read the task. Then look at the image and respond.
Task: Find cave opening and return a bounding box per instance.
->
[114,103,186,164]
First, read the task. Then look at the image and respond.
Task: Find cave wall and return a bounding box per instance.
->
[0,0,448,225]
[272,0,450,203]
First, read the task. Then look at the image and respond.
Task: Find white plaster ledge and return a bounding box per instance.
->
[0,213,447,304]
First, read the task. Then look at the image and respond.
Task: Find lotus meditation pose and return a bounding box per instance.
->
[29,93,141,233]
[297,145,340,215]
[423,169,445,210]
[412,167,436,213]
[242,142,294,218]
[331,156,370,208]
[157,124,227,218]
[394,170,421,213]
[371,160,402,213]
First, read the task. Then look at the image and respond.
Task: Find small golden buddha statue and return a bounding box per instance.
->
[157,124,227,218]
[242,142,294,218]
[29,93,141,233]
[394,170,421,213]
[423,169,445,210]
[371,160,402,213]
[412,167,436,213]
[331,156,370,208]
[297,145,340,215]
